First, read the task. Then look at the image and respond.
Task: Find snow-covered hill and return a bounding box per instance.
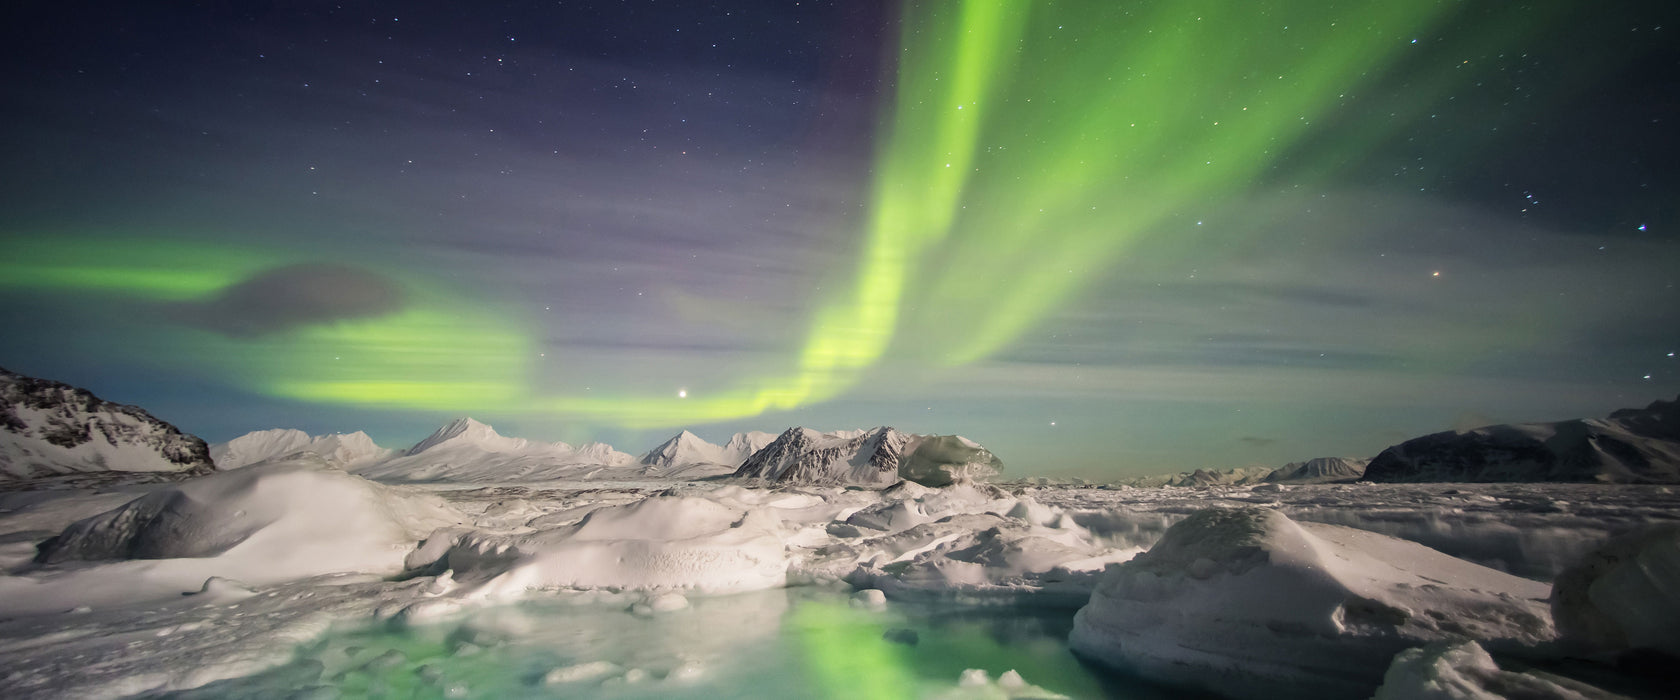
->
[0,367,213,480]
[1363,396,1680,483]
[350,418,636,483]
[210,428,393,470]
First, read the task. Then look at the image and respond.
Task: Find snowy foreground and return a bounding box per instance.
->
[1,461,1676,700]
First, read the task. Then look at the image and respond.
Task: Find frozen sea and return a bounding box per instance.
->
[2,470,1675,699]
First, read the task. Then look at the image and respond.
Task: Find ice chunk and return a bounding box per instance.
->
[899,435,1003,487]
[446,496,788,596]
[1070,507,1555,700]
[1373,640,1621,700]
[1551,523,1680,656]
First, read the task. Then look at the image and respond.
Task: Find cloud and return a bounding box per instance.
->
[174,263,405,338]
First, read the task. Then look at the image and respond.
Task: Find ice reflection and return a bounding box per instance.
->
[166,587,1185,699]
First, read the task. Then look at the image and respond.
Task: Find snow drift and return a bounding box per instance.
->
[27,461,464,605]
[415,495,788,598]
[1069,507,1555,700]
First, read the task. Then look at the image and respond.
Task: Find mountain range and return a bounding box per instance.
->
[2,367,1677,486]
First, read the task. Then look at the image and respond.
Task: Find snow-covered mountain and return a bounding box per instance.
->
[403,417,534,455]
[734,427,912,486]
[1264,457,1367,483]
[350,418,635,483]
[639,430,726,468]
[0,367,214,480]
[1363,396,1680,483]
[210,428,393,470]
[573,441,637,467]
[638,429,777,471]
[720,430,777,464]
[732,427,1001,487]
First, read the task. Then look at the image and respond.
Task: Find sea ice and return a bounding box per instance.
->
[1069,507,1556,700]
[1550,523,1680,657]
[1372,640,1623,700]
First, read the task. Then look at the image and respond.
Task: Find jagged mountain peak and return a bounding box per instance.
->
[733,426,923,486]
[0,366,215,480]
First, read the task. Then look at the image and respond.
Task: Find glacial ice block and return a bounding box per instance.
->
[1069,507,1555,700]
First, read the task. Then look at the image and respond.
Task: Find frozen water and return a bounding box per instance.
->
[2,467,1676,699]
[151,588,1167,700]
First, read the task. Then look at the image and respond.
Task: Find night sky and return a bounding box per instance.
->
[2,1,1676,478]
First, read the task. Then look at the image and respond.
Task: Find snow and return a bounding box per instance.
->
[6,460,466,614]
[423,495,789,599]
[1069,507,1555,700]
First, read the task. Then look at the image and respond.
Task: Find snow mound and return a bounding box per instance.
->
[210,428,391,469]
[427,495,788,597]
[1373,640,1620,700]
[1551,523,1680,657]
[1069,507,1555,700]
[13,461,464,612]
[0,366,214,480]
[1363,396,1680,483]
[36,461,461,566]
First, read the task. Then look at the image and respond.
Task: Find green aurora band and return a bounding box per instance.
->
[1,1,1555,428]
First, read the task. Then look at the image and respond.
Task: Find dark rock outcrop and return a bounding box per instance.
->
[1362,397,1680,483]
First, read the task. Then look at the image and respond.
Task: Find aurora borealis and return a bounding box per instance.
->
[1,1,1676,476]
